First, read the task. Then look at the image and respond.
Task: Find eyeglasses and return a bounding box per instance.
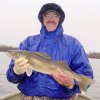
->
[44,14,60,19]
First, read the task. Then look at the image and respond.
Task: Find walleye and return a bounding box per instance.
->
[7,50,95,93]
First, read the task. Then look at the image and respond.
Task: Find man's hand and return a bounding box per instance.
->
[13,57,30,75]
[51,68,74,89]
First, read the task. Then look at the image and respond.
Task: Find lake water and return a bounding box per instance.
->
[0,52,100,100]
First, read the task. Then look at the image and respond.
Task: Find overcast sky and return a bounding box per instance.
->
[0,0,100,53]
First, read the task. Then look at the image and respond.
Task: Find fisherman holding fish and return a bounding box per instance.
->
[6,3,94,100]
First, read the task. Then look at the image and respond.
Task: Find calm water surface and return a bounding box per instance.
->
[0,52,100,100]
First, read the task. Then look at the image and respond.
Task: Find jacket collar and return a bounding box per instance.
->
[40,25,64,39]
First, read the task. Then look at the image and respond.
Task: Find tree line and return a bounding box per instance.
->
[0,45,18,52]
[0,45,100,59]
[88,52,100,59]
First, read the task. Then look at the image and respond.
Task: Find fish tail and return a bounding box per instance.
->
[78,75,95,92]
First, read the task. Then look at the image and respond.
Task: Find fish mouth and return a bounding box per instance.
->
[6,50,16,59]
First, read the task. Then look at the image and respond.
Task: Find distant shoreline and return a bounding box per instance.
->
[0,45,18,52]
[0,45,100,59]
[87,52,100,59]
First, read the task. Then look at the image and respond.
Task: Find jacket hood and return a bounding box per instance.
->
[38,3,65,25]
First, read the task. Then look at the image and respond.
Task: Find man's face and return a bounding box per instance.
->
[43,12,60,32]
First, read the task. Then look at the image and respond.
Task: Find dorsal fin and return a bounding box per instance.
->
[55,61,72,71]
[33,52,52,60]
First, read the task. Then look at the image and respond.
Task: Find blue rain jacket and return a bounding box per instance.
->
[6,25,94,99]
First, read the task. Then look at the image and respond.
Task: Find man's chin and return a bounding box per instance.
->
[47,28,56,32]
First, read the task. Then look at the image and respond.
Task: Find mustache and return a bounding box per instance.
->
[46,21,56,24]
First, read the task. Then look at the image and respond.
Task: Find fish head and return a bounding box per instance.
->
[7,50,28,60]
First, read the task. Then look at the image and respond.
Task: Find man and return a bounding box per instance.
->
[6,3,94,100]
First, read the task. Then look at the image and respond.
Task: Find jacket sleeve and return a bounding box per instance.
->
[6,38,29,83]
[70,39,94,93]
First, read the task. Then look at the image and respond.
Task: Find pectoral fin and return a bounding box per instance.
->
[26,66,33,77]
